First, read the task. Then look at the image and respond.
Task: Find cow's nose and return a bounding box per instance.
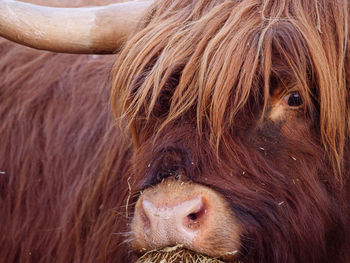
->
[131,180,241,260]
[141,195,206,245]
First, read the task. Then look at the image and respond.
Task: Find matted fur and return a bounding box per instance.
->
[0,0,350,263]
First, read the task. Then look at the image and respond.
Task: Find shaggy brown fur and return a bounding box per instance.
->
[0,1,133,262]
[0,38,134,262]
[1,0,350,263]
[112,0,350,262]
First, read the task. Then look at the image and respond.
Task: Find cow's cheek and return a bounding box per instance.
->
[131,180,241,260]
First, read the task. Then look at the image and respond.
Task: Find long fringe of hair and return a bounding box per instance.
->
[112,0,349,177]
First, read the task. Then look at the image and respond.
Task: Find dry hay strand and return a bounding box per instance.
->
[136,245,226,263]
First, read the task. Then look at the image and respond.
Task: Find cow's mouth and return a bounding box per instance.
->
[135,244,241,263]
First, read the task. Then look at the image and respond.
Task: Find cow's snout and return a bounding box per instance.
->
[131,179,241,260]
[141,195,206,243]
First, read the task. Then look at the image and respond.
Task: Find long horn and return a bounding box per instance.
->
[0,0,152,54]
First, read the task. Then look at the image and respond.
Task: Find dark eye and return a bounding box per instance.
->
[284,91,302,107]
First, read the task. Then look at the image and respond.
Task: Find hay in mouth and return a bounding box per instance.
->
[136,245,227,263]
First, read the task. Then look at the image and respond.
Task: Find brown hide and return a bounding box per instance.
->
[0,1,134,261]
[0,38,135,261]
[111,0,350,262]
[0,0,350,263]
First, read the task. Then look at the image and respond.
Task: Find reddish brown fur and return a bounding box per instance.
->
[0,2,134,262]
[1,0,350,263]
[0,38,134,262]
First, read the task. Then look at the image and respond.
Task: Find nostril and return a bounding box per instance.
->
[139,195,208,240]
[187,212,198,221]
[187,204,205,221]
[140,205,151,230]
[184,203,206,230]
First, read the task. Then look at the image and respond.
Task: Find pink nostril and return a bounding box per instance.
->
[139,204,151,229]
[188,213,198,221]
[139,196,206,244]
[184,204,206,230]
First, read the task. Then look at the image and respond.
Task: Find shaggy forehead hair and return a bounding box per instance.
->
[111,0,349,175]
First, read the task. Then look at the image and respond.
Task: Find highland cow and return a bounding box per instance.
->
[0,0,349,262]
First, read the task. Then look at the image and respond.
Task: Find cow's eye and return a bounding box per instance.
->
[284,91,302,107]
